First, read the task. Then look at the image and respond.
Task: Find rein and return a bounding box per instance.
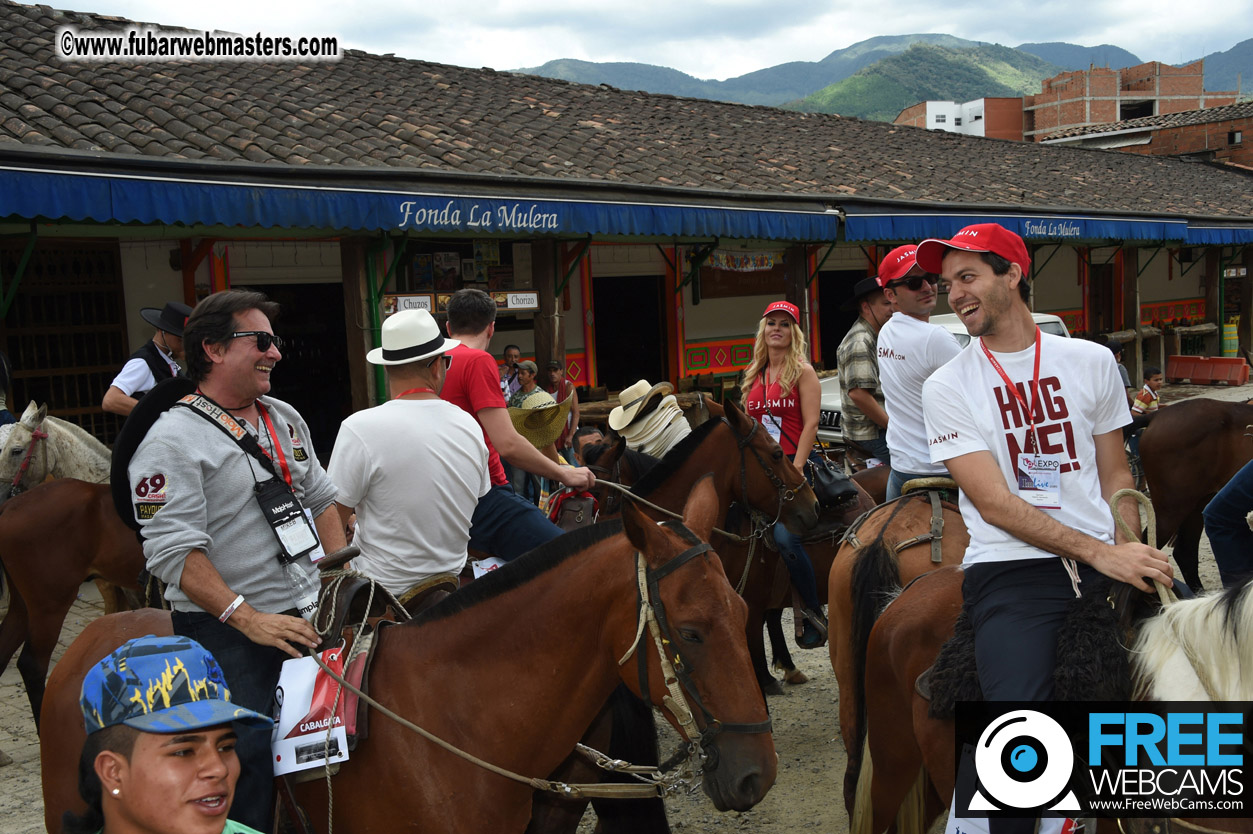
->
[9,428,48,498]
[303,538,765,808]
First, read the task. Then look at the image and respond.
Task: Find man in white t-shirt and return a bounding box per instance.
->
[918,224,1172,834]
[875,244,962,500]
[329,309,490,600]
[102,301,192,416]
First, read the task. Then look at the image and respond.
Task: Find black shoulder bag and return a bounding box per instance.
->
[759,372,847,510]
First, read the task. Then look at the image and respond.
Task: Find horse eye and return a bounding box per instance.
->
[772,448,783,462]
[679,628,702,644]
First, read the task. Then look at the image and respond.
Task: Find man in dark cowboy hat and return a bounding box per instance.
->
[103,300,193,416]
[328,309,490,598]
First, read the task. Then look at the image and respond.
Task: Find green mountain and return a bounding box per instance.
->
[516,34,983,106]
[789,43,1064,121]
[1196,37,1253,94]
[1016,42,1142,70]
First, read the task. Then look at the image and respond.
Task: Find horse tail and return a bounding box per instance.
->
[589,684,670,833]
[896,767,931,834]
[850,736,875,834]
[849,502,910,766]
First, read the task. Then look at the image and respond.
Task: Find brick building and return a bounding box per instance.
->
[1042,101,1253,168]
[893,97,1023,140]
[1023,60,1237,140]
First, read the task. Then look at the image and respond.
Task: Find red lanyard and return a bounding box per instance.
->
[393,387,436,399]
[980,327,1043,453]
[257,404,294,487]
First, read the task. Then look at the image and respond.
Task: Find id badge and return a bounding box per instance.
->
[255,478,319,560]
[761,414,782,442]
[1016,453,1062,510]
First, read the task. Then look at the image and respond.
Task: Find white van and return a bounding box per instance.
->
[816,312,1071,445]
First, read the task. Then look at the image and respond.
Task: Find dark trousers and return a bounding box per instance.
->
[1203,458,1253,587]
[469,483,563,561]
[773,450,824,614]
[172,610,290,833]
[962,558,1097,834]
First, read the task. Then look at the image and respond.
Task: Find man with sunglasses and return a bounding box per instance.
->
[874,244,962,499]
[328,309,489,599]
[126,290,345,832]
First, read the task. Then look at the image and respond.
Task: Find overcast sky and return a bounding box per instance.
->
[61,0,1252,80]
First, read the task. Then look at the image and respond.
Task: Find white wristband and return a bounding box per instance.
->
[219,594,245,623]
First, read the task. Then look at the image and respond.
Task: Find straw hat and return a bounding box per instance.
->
[366,309,460,366]
[508,392,574,449]
[608,379,674,431]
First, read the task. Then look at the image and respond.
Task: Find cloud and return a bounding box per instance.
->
[66,0,1250,79]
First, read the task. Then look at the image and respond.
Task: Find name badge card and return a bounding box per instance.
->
[761,414,782,442]
[1016,453,1062,510]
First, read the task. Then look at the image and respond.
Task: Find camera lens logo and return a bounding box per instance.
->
[970,709,1080,812]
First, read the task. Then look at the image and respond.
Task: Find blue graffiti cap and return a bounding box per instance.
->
[80,634,273,735]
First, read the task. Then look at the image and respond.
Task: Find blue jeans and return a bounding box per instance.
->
[469,484,563,561]
[773,451,823,614]
[886,468,944,501]
[853,433,891,468]
[1203,459,1253,587]
[172,610,292,833]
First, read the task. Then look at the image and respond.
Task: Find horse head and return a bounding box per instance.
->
[620,475,777,811]
[0,402,52,504]
[720,398,820,535]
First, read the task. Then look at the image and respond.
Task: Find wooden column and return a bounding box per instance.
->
[1205,248,1222,355]
[783,244,811,342]
[1121,245,1144,385]
[1241,248,1253,359]
[533,240,562,370]
[339,239,372,412]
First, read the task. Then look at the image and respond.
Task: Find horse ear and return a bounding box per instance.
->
[682,473,718,542]
[622,498,668,566]
[21,402,44,426]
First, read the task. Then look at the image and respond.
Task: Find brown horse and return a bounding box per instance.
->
[855,567,1253,834]
[1138,398,1253,590]
[586,416,870,695]
[42,478,777,834]
[0,478,148,728]
[827,490,968,812]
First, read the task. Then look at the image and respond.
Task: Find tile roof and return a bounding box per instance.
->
[2,0,1253,220]
[1043,101,1253,141]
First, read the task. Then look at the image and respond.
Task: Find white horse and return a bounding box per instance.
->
[0,402,111,503]
[1133,579,1253,701]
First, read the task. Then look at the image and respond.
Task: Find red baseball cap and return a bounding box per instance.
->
[875,245,920,288]
[762,300,800,322]
[916,223,1031,278]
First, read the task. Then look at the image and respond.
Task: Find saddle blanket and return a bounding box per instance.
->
[271,646,352,776]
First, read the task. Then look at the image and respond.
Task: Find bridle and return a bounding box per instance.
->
[617,530,773,772]
[8,428,48,498]
[721,415,801,534]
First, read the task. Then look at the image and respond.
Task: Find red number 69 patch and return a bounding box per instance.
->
[134,473,167,499]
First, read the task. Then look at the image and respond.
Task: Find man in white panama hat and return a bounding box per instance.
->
[327,309,490,598]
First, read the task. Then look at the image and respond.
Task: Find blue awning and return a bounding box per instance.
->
[0,165,841,242]
[1185,225,1253,245]
[843,207,1190,243]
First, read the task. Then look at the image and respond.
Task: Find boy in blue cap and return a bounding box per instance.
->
[64,634,273,834]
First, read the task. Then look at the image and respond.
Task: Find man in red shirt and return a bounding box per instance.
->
[442,289,595,560]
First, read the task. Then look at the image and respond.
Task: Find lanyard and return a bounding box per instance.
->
[393,387,436,399]
[257,403,294,487]
[980,327,1043,453]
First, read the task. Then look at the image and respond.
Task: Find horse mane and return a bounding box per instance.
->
[1132,577,1253,700]
[47,415,111,459]
[630,418,720,498]
[412,519,626,626]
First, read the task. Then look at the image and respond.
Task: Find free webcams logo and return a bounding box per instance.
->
[955,702,1251,819]
[969,709,1080,812]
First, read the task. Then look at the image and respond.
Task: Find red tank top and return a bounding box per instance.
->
[744,372,805,455]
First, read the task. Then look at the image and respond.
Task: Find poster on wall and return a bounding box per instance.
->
[382,294,434,317]
[434,253,460,291]
[410,254,434,291]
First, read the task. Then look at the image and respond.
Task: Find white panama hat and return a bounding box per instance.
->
[367,309,460,366]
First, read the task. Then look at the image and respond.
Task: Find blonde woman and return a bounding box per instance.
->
[741,301,826,649]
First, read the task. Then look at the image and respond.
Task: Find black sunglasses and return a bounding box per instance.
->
[427,354,453,370]
[229,331,284,352]
[888,273,940,292]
